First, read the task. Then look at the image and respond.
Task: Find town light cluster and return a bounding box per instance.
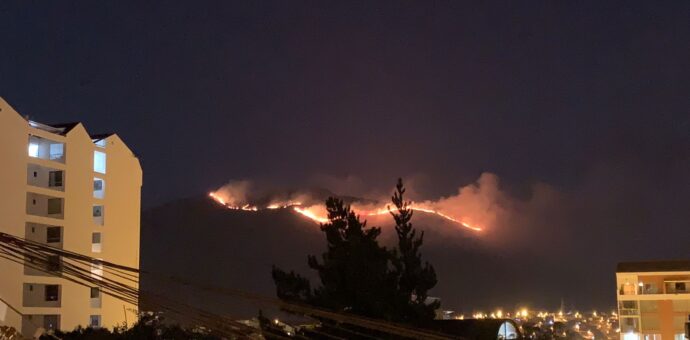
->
[447,309,619,340]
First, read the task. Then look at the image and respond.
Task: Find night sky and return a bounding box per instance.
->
[1,2,689,310]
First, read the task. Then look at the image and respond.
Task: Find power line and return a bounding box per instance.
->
[0,232,452,340]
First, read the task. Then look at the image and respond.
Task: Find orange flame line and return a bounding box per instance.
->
[208,192,482,231]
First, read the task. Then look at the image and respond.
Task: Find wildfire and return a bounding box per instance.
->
[364,206,482,231]
[208,192,482,232]
[292,206,329,224]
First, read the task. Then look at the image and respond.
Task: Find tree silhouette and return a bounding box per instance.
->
[389,178,439,322]
[272,180,439,324]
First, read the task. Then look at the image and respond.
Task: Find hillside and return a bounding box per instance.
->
[140,195,537,318]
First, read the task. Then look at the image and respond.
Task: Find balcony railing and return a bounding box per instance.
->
[664,281,690,294]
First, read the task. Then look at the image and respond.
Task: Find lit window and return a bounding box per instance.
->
[49,144,64,160]
[90,260,103,280]
[93,151,106,174]
[28,143,39,157]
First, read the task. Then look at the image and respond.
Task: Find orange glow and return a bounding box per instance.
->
[363,205,482,231]
[292,206,329,223]
[208,192,226,205]
[208,192,482,232]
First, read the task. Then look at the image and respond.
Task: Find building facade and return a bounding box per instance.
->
[617,261,690,340]
[0,97,141,337]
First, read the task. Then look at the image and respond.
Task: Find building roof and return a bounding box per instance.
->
[48,122,81,133]
[90,133,114,141]
[28,120,80,135]
[617,260,690,273]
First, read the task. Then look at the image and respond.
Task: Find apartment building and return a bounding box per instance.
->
[0,97,141,337]
[617,260,690,340]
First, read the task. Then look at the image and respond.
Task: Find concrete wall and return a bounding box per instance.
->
[0,97,31,332]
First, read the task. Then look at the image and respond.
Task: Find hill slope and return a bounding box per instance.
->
[140,196,557,318]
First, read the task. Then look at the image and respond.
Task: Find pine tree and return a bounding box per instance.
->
[273,197,398,320]
[389,178,439,322]
[308,197,398,319]
[272,180,439,324]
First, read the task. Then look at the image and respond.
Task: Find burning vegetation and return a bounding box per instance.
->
[206,175,507,232]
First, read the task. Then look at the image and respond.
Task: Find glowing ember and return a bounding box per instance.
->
[208,192,482,231]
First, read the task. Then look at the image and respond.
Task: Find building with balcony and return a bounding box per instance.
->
[616,260,690,340]
[0,97,142,337]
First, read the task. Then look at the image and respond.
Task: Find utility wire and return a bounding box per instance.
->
[0,232,452,340]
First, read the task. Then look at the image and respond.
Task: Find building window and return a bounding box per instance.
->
[92,232,102,253]
[49,144,64,160]
[89,315,101,328]
[93,205,104,226]
[45,285,59,301]
[90,260,103,280]
[90,287,100,299]
[93,205,103,217]
[46,227,61,243]
[94,151,106,174]
[43,315,59,330]
[47,255,61,272]
[48,171,63,187]
[28,143,39,157]
[93,178,105,199]
[47,198,62,215]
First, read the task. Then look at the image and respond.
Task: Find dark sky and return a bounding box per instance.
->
[1,2,689,310]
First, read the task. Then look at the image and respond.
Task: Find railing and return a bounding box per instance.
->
[664,282,690,294]
[619,308,639,316]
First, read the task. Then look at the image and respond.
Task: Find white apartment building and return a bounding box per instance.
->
[0,97,142,337]
[617,260,690,340]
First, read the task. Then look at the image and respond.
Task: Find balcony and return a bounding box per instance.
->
[25,223,63,249]
[24,254,62,277]
[28,135,65,163]
[26,193,64,219]
[638,283,662,295]
[619,280,690,296]
[27,164,64,192]
[619,300,639,316]
[664,281,690,294]
[620,316,640,333]
[22,283,61,308]
[21,315,60,337]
